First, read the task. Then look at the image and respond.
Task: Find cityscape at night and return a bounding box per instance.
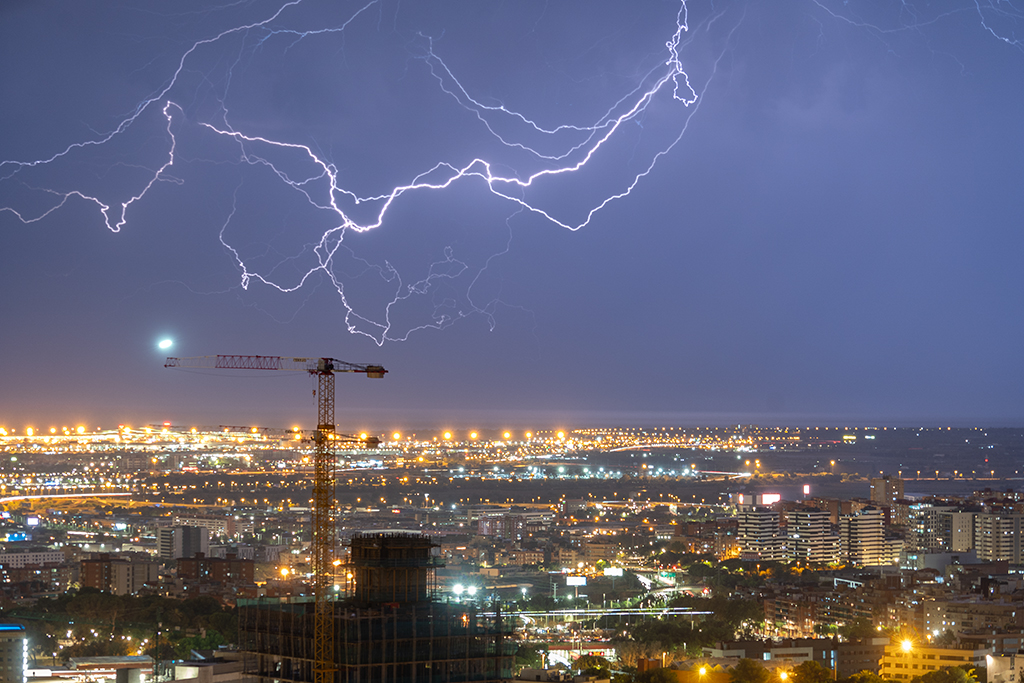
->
[1,421,1023,683]
[2,2,1024,683]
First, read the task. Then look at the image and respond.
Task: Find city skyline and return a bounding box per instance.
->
[3,1,1023,427]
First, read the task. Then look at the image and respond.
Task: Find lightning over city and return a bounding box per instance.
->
[3,3,1024,672]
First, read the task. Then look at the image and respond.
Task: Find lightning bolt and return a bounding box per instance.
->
[810,0,1023,52]
[1,1,1019,344]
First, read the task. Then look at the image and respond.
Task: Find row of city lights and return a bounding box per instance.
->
[1,424,996,437]
[0,426,567,441]
[0,426,88,436]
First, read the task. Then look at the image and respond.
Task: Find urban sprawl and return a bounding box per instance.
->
[0,425,1022,683]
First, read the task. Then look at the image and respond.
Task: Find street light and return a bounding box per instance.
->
[901,640,913,653]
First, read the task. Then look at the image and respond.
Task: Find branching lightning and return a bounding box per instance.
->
[1,0,1020,344]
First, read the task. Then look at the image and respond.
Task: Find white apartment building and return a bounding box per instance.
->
[789,507,839,564]
[840,507,886,566]
[738,506,786,561]
[974,513,1023,564]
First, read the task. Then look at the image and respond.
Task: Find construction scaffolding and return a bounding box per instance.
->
[239,533,515,683]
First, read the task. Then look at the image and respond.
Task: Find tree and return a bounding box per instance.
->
[575,654,612,679]
[514,643,543,671]
[838,618,875,641]
[730,659,770,683]
[813,624,838,637]
[173,630,226,659]
[791,661,832,683]
[841,671,884,683]
[636,669,678,683]
[613,641,670,669]
[631,619,693,647]
[614,642,648,669]
[910,666,978,683]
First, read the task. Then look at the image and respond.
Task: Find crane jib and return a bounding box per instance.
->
[164,355,386,376]
[214,355,282,370]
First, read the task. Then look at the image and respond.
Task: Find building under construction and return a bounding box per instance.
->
[239,532,515,683]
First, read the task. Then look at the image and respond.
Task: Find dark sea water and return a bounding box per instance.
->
[574,428,1024,502]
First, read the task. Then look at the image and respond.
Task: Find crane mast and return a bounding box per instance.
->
[311,364,335,683]
[165,355,386,683]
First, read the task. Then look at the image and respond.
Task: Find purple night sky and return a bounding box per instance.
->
[2,1,1023,431]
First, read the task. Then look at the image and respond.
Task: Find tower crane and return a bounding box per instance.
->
[218,424,380,448]
[164,355,387,683]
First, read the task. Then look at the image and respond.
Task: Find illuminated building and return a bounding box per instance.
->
[840,508,885,566]
[789,508,839,565]
[172,515,256,538]
[0,549,63,569]
[156,526,209,560]
[973,513,1023,564]
[909,505,973,553]
[878,643,991,681]
[701,639,836,672]
[0,624,27,683]
[80,554,159,596]
[870,476,904,507]
[738,507,786,561]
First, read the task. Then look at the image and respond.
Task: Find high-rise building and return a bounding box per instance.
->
[172,515,255,539]
[974,513,1023,563]
[870,476,904,507]
[788,507,839,564]
[908,503,958,551]
[0,624,27,683]
[941,511,975,553]
[156,526,209,560]
[840,507,885,566]
[914,506,976,553]
[738,506,786,561]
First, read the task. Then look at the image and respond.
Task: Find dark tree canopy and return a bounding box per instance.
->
[637,668,680,683]
[841,671,885,683]
[910,666,978,683]
[791,661,832,683]
[731,659,771,683]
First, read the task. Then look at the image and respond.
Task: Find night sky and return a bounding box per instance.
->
[2,1,1023,431]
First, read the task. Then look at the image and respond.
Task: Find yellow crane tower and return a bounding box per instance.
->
[165,354,387,683]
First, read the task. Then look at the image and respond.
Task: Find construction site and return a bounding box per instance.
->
[164,357,513,683]
[238,532,515,683]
